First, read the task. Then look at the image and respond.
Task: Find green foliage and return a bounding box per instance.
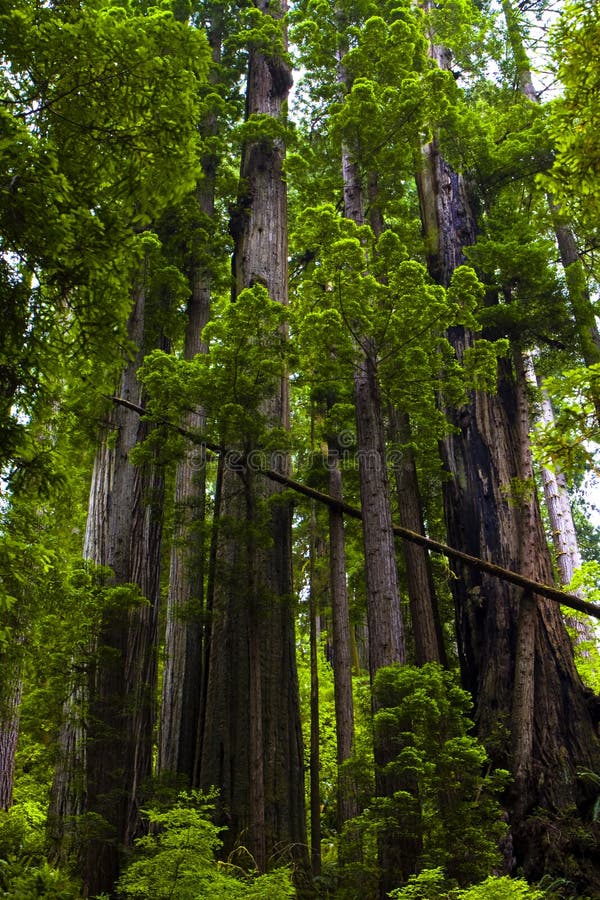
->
[390,869,544,899]
[116,791,295,899]
[141,285,290,447]
[544,2,600,233]
[226,5,289,61]
[292,204,501,455]
[341,664,509,892]
[0,0,211,478]
[0,801,80,898]
[531,365,600,484]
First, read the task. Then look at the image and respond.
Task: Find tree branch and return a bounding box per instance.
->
[110,394,600,620]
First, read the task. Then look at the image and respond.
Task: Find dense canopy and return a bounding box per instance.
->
[1,0,600,898]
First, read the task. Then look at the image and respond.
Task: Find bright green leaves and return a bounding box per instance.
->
[531,364,600,484]
[226,5,288,60]
[330,11,454,170]
[544,2,600,233]
[292,204,491,430]
[372,663,509,887]
[141,285,290,447]
[117,791,295,899]
[391,871,544,900]
[465,202,575,351]
[423,0,488,75]
[0,0,212,481]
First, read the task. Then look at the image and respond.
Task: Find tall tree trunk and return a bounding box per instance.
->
[415,95,600,885]
[158,179,215,783]
[327,446,358,828]
[82,278,166,897]
[0,662,22,810]
[198,2,308,877]
[388,406,446,666]
[309,503,322,877]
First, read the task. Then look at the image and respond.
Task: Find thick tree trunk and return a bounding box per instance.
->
[416,113,600,885]
[198,4,308,877]
[82,281,165,897]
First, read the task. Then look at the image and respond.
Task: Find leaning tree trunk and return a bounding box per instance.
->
[415,86,600,885]
[198,1,308,879]
[82,278,166,898]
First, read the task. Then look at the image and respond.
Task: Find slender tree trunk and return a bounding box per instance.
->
[198,3,308,877]
[354,350,406,673]
[158,180,214,783]
[47,683,86,864]
[388,406,446,666]
[309,503,322,877]
[500,0,600,396]
[368,170,444,668]
[327,448,359,827]
[337,26,422,894]
[0,662,22,810]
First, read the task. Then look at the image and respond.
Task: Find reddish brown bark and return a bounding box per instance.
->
[416,114,600,886]
[82,281,166,897]
[198,1,308,876]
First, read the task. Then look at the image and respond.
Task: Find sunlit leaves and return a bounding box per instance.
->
[531,364,600,483]
[544,2,600,233]
[141,285,290,447]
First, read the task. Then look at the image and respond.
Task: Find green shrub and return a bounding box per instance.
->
[390,869,545,899]
[0,801,80,898]
[116,790,295,899]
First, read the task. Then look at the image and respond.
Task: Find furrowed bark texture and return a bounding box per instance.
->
[47,685,86,863]
[327,449,359,827]
[389,406,446,666]
[0,663,22,810]
[416,130,600,882]
[199,6,307,875]
[158,169,215,783]
[82,283,165,897]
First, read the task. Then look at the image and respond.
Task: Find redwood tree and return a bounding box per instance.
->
[197,0,308,876]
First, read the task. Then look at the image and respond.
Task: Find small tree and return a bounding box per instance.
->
[340,664,509,895]
[116,791,295,900]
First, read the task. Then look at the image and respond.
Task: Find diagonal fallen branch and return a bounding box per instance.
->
[110,394,600,621]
